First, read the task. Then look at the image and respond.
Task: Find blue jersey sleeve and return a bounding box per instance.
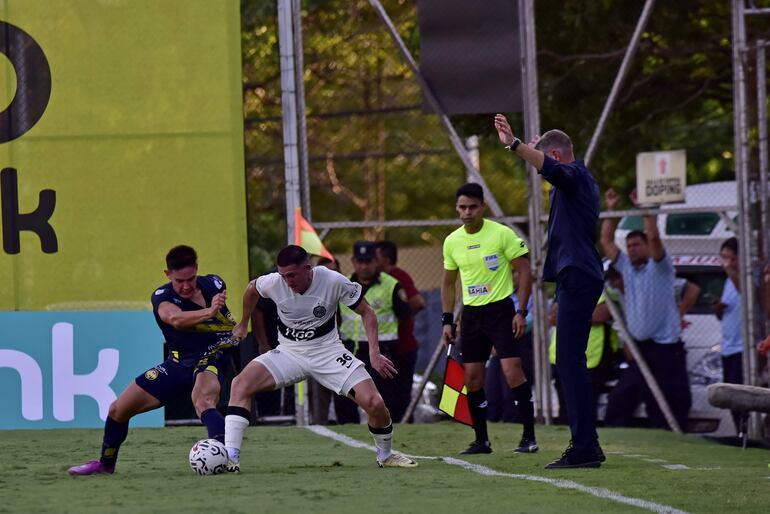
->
[150,285,175,311]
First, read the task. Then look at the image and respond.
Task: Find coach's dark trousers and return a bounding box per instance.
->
[555,267,603,452]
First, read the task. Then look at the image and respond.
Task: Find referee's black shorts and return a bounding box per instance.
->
[460,297,520,363]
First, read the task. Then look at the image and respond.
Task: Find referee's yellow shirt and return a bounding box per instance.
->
[443,219,529,306]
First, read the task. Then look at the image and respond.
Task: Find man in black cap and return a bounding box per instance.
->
[338,241,412,423]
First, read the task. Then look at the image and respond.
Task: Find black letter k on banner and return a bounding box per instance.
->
[1,168,57,254]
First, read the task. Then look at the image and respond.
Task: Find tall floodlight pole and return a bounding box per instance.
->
[292,0,312,219]
[758,41,769,269]
[518,0,551,423]
[278,0,308,426]
[731,0,760,440]
[278,0,301,244]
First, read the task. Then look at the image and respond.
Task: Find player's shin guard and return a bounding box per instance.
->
[512,381,535,440]
[467,389,489,444]
[224,406,251,463]
[369,423,393,462]
[201,408,226,443]
[100,416,129,469]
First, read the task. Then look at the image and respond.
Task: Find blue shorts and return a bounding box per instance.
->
[134,351,231,405]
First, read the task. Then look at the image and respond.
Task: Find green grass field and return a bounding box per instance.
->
[2,422,769,513]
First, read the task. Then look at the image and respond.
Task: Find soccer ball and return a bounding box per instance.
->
[188,439,228,475]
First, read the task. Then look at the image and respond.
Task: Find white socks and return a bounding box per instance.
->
[224,414,249,462]
[369,423,394,462]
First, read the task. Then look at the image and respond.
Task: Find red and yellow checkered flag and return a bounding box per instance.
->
[438,347,473,427]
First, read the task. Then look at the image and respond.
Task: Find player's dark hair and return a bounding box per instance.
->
[721,236,738,254]
[456,182,484,201]
[166,245,198,270]
[277,245,309,267]
[375,240,398,265]
[626,230,648,243]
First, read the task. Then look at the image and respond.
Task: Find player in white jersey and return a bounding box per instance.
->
[223,245,417,470]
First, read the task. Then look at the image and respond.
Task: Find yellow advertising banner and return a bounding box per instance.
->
[0,1,247,311]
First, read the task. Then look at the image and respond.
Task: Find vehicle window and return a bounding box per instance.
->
[676,269,727,314]
[618,216,644,231]
[666,213,720,235]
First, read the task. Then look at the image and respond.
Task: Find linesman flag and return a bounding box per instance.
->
[294,208,334,260]
[438,346,473,426]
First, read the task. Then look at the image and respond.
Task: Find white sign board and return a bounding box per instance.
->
[635,150,686,204]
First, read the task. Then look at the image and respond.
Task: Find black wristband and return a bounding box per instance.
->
[516,309,528,317]
[442,312,454,326]
[507,138,522,152]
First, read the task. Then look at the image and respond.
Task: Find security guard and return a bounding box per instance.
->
[338,241,411,423]
[441,183,536,455]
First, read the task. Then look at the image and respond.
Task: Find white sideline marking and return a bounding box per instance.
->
[307,426,689,514]
[663,464,689,470]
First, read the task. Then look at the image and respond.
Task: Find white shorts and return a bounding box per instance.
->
[254,341,371,396]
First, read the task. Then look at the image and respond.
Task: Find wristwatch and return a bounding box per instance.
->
[506,138,522,152]
[515,308,528,317]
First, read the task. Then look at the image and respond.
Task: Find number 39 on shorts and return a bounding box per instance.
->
[336,353,354,368]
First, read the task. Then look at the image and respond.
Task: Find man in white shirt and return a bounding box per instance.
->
[223,245,417,471]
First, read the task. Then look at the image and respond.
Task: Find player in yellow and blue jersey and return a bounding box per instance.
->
[68,245,237,475]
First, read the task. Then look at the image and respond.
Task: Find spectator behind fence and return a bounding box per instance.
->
[338,241,412,424]
[600,188,691,430]
[375,240,426,422]
[712,237,747,435]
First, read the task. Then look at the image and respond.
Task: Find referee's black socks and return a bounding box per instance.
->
[511,382,535,440]
[467,389,489,444]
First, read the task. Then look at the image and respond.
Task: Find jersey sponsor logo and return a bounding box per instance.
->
[484,254,499,271]
[313,305,327,318]
[280,325,317,341]
[466,244,481,250]
[467,283,491,297]
[154,289,166,296]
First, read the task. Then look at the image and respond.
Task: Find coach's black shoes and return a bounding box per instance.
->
[514,437,539,453]
[460,440,492,455]
[545,443,601,469]
[594,444,606,463]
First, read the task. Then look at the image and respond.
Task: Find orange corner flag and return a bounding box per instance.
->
[294,208,334,260]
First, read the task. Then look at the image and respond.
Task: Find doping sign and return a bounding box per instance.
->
[635,150,687,205]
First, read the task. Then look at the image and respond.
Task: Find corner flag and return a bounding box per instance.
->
[438,348,473,426]
[294,208,334,260]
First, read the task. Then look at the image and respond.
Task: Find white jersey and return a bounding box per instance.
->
[255,266,363,347]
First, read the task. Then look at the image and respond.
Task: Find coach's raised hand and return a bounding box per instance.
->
[494,113,515,146]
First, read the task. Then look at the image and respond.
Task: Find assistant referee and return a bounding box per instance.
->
[441,182,537,455]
